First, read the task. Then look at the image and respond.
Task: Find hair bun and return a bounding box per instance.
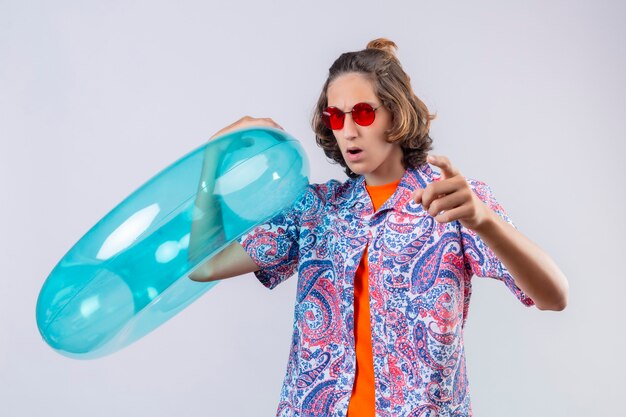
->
[366,38,398,57]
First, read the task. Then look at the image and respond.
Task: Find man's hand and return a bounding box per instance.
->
[410,154,493,231]
[209,116,284,141]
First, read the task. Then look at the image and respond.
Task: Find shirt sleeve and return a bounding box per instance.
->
[460,179,535,307]
[235,184,312,290]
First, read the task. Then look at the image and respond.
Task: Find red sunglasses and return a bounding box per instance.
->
[321,102,383,130]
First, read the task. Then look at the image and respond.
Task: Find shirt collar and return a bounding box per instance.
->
[331,162,440,215]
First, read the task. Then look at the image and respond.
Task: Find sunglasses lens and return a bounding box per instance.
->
[321,103,377,130]
[322,107,344,130]
[352,103,376,126]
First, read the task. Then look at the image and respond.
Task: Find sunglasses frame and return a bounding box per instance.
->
[321,102,383,130]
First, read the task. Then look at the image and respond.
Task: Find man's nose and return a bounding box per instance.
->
[342,113,358,139]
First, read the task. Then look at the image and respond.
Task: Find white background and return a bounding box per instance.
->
[1,1,624,416]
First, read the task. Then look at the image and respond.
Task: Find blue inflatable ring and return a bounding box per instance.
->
[36,127,310,359]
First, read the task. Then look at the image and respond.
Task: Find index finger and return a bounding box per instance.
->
[428,154,460,179]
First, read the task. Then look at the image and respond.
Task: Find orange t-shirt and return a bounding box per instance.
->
[346,178,400,417]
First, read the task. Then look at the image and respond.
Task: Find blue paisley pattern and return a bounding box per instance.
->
[237,162,534,417]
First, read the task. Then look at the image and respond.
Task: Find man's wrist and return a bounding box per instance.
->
[472,208,499,236]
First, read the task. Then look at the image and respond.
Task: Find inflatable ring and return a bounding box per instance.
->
[36,127,310,359]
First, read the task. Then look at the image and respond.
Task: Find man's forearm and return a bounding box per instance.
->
[473,211,569,311]
[188,148,227,262]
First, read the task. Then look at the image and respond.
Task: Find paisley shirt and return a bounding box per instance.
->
[236,162,534,417]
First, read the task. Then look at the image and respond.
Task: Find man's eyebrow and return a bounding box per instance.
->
[327,101,378,111]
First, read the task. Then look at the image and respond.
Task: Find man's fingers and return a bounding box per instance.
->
[427,154,461,179]
[427,192,466,218]
[415,180,460,209]
[262,117,284,130]
[210,116,285,141]
[434,204,468,224]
